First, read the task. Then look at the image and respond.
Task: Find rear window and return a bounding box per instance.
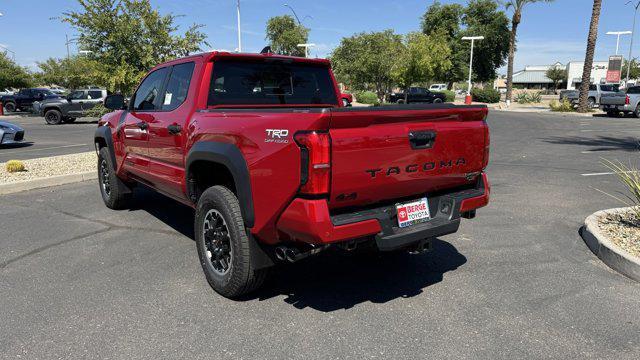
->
[208,60,338,106]
[627,86,640,94]
[600,84,619,92]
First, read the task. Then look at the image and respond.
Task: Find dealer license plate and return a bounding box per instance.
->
[396,198,431,228]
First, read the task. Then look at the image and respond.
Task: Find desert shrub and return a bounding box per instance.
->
[471,88,500,103]
[434,90,455,102]
[6,160,26,173]
[549,99,575,112]
[601,159,640,219]
[515,91,542,104]
[354,91,379,105]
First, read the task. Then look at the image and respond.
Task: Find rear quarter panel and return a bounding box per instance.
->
[189,110,331,244]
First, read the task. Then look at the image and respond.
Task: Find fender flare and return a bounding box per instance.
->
[186,141,255,228]
[94,125,117,166]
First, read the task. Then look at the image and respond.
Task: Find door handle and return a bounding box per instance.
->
[167,124,182,135]
[408,131,436,149]
[136,121,148,130]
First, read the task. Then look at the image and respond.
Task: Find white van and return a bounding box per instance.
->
[429,84,447,91]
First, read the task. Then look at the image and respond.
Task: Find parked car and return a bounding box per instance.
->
[96,51,490,298]
[35,88,108,125]
[48,86,68,95]
[340,93,353,107]
[389,87,447,104]
[559,83,619,108]
[599,86,640,117]
[0,121,25,145]
[429,84,447,91]
[0,88,61,113]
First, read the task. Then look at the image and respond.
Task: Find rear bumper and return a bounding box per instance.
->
[276,173,490,249]
[600,104,633,112]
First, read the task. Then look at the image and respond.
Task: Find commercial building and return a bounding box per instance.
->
[508,60,610,90]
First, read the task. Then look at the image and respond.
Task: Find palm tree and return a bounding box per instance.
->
[504,0,554,104]
[577,0,603,113]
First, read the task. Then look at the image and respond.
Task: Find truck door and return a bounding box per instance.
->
[67,90,86,116]
[83,90,105,113]
[146,61,196,199]
[121,67,169,181]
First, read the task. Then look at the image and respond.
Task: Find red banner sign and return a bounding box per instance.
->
[607,55,623,83]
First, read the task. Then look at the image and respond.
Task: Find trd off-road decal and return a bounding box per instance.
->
[265,129,290,144]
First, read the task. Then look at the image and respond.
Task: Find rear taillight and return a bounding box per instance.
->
[626,95,631,105]
[294,131,331,196]
[482,119,490,170]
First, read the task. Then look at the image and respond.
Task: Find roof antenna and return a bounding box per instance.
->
[260,46,272,54]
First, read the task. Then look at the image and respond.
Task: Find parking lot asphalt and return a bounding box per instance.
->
[0,114,96,162]
[1,111,640,359]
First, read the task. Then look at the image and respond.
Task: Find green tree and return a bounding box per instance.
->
[545,66,566,92]
[577,0,602,113]
[0,52,32,90]
[421,0,510,87]
[463,0,510,83]
[504,0,555,102]
[330,30,403,102]
[61,0,208,95]
[265,15,309,56]
[35,56,102,90]
[622,58,640,81]
[421,1,465,87]
[392,32,452,102]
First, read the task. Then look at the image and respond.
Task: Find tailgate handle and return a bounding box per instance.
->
[408,131,436,149]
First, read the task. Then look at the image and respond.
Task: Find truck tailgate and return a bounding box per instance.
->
[328,104,488,210]
[600,93,626,106]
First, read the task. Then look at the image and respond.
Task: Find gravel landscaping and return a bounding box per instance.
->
[0,151,96,184]
[597,209,640,258]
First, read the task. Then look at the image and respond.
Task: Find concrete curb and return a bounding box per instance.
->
[0,171,97,195]
[580,207,640,282]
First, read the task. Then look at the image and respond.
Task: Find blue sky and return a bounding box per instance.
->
[0,0,637,73]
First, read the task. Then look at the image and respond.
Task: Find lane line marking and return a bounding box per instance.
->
[0,143,89,155]
[581,171,638,177]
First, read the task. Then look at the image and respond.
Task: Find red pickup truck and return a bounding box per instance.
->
[96,52,490,298]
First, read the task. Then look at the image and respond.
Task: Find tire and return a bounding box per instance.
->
[3,102,16,113]
[195,186,268,298]
[63,117,76,123]
[97,147,131,209]
[433,98,443,104]
[634,104,640,118]
[44,109,63,125]
[587,98,595,108]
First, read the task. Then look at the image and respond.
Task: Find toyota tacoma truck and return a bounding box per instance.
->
[599,86,640,117]
[96,52,490,298]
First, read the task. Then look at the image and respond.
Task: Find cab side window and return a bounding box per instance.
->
[69,91,87,100]
[88,90,103,100]
[133,68,169,111]
[162,62,195,111]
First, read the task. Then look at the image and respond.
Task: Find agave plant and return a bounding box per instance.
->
[601,159,640,219]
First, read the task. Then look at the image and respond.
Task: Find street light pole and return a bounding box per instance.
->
[236,0,242,52]
[626,1,640,86]
[462,36,484,104]
[607,31,632,55]
[283,3,302,25]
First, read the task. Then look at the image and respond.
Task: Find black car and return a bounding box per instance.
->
[389,87,447,104]
[1,88,61,112]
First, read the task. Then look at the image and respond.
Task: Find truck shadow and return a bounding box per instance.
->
[543,136,640,152]
[250,239,467,311]
[130,186,467,311]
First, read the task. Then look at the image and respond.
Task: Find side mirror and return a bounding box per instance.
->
[104,94,125,110]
